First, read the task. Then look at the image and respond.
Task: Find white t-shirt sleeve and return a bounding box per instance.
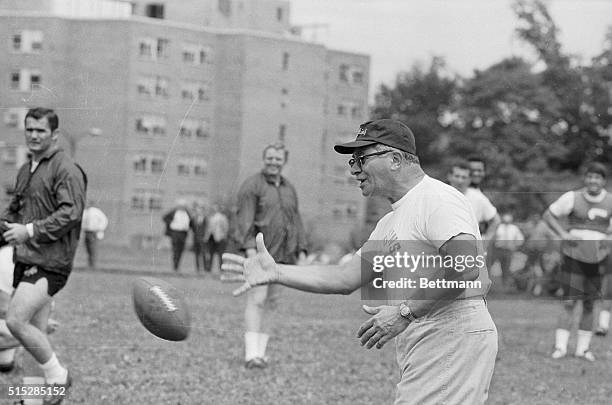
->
[480,195,497,222]
[426,196,479,250]
[548,191,575,217]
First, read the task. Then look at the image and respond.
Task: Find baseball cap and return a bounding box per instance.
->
[334,119,417,155]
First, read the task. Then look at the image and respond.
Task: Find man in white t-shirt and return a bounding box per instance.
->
[544,162,612,362]
[448,160,500,248]
[223,119,497,404]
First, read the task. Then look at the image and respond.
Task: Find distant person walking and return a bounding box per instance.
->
[163,200,192,272]
[205,204,229,274]
[82,202,108,269]
[191,202,209,273]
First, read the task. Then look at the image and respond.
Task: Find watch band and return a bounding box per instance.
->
[399,303,417,323]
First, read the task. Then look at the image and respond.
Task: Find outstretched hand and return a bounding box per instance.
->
[221,233,279,296]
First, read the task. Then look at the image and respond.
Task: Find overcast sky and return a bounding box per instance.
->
[290,0,612,96]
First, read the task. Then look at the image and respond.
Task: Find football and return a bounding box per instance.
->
[132,277,191,341]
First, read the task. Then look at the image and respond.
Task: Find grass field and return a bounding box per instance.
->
[1,270,612,404]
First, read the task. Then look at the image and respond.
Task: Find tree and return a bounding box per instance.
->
[445,56,564,216]
[371,56,458,167]
[513,0,612,169]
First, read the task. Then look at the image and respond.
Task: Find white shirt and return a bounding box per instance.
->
[207,212,229,242]
[169,209,190,232]
[82,207,108,233]
[549,190,611,240]
[464,188,497,223]
[494,224,524,249]
[359,175,489,302]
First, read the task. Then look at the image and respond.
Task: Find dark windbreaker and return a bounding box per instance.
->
[1,147,87,275]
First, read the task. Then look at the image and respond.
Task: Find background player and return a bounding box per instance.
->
[543,162,612,361]
[233,142,308,369]
[1,107,86,403]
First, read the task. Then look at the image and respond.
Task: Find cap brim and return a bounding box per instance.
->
[333,140,378,154]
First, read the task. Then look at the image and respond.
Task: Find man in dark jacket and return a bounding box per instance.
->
[162,199,192,272]
[233,142,308,369]
[1,107,86,402]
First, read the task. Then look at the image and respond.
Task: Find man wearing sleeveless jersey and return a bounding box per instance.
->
[543,162,612,361]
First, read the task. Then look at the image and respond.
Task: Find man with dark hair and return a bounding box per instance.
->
[448,160,500,249]
[544,161,612,361]
[233,142,308,369]
[1,107,86,403]
[224,119,497,404]
[467,155,486,189]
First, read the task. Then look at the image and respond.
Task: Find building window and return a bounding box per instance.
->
[200,47,212,64]
[3,108,27,129]
[10,72,20,90]
[352,69,364,85]
[30,71,41,87]
[282,52,289,70]
[339,64,349,82]
[156,38,169,58]
[177,162,190,175]
[10,69,41,91]
[181,82,209,102]
[131,190,163,211]
[196,121,210,138]
[218,0,231,17]
[281,88,288,109]
[182,49,195,64]
[145,3,164,19]
[337,104,346,116]
[276,7,283,22]
[12,31,43,52]
[279,125,286,143]
[180,119,209,139]
[154,77,169,97]
[135,115,166,135]
[131,194,146,210]
[133,156,147,172]
[137,76,154,95]
[351,105,362,119]
[12,34,21,51]
[138,38,167,59]
[339,64,365,85]
[1,147,17,166]
[149,193,163,210]
[138,38,155,58]
[151,157,164,173]
[194,160,207,176]
[182,44,213,65]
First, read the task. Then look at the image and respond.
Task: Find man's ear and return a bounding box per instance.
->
[51,129,60,141]
[390,152,402,170]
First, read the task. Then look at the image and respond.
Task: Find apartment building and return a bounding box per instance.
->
[0,0,369,247]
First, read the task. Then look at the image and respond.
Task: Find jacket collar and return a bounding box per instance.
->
[260,170,285,186]
[31,146,62,163]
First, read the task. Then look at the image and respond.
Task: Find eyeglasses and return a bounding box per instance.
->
[348,150,393,169]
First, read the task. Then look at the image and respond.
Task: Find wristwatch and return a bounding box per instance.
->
[399,302,417,323]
